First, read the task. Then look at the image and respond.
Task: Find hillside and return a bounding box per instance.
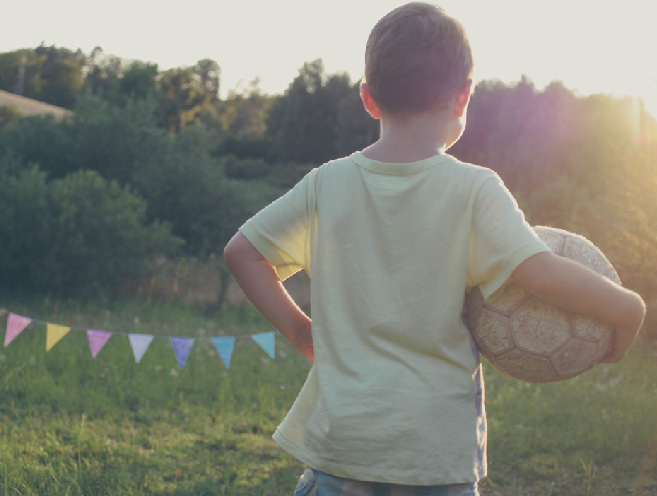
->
[0,90,71,119]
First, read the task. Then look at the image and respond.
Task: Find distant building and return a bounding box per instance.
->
[0,90,72,120]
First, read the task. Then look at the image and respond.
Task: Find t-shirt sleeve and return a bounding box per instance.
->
[468,172,549,300]
[239,169,316,281]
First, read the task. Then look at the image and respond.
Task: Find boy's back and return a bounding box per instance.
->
[239,151,548,484]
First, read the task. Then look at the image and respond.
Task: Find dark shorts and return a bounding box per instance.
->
[293,467,479,496]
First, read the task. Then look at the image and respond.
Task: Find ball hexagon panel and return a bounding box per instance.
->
[571,314,614,343]
[474,309,514,355]
[509,299,571,354]
[484,283,528,317]
[550,338,600,377]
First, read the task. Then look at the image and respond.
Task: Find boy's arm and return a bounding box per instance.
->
[510,252,646,364]
[224,232,314,362]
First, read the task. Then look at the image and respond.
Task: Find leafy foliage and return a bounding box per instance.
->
[266,60,367,164]
[0,104,23,132]
[0,159,181,295]
[0,45,655,305]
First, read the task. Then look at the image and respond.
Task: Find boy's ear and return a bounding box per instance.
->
[360,82,381,120]
[452,80,473,118]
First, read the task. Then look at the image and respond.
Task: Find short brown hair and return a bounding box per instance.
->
[364,2,473,115]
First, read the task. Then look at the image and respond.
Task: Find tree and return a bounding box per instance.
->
[120,61,159,100]
[0,160,181,295]
[267,59,354,164]
[335,83,379,157]
[0,105,23,132]
[83,47,124,102]
[194,58,221,101]
[222,78,270,140]
[0,50,43,97]
[34,44,86,108]
[158,67,208,132]
[0,93,168,183]
[131,123,271,256]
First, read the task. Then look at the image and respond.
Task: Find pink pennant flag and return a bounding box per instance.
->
[87,329,112,358]
[46,323,70,351]
[129,334,154,363]
[170,337,194,370]
[5,313,32,346]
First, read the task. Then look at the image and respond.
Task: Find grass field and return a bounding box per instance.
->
[0,295,655,495]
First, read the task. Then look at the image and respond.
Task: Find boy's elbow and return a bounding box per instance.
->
[223,231,262,268]
[625,292,647,332]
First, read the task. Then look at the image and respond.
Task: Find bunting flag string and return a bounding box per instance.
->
[0,307,277,371]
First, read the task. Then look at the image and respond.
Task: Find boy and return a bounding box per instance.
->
[224,3,645,495]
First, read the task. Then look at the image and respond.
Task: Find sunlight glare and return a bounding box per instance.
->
[641,76,657,121]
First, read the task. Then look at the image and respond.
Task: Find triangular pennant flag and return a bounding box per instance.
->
[211,336,236,369]
[87,329,112,358]
[251,331,275,359]
[4,313,32,346]
[170,337,194,370]
[129,334,154,363]
[46,323,71,351]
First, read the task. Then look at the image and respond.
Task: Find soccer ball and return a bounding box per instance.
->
[465,226,620,383]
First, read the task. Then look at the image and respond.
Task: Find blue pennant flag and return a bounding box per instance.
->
[170,337,194,370]
[251,332,275,359]
[211,336,236,369]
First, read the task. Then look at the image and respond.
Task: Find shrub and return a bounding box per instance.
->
[0,161,182,296]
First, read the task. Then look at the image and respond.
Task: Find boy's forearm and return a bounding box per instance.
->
[224,232,314,361]
[511,252,646,363]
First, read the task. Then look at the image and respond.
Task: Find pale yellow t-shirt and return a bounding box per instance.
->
[240,152,548,485]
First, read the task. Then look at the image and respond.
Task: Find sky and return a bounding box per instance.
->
[2,0,656,117]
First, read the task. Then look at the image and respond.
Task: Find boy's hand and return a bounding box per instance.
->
[600,325,640,364]
[290,318,314,362]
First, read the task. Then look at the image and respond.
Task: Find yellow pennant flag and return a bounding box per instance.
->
[0,309,6,316]
[46,323,71,351]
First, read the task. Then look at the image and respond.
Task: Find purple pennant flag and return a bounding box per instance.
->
[129,334,154,363]
[4,313,32,346]
[251,331,275,359]
[87,329,112,358]
[170,337,194,370]
[211,336,236,369]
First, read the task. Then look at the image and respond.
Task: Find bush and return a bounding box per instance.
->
[221,154,270,180]
[0,161,182,296]
[132,124,279,256]
[0,93,168,183]
[0,104,23,132]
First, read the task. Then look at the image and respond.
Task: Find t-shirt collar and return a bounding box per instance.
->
[350,152,451,175]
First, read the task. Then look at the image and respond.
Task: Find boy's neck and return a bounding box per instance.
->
[362,108,462,164]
